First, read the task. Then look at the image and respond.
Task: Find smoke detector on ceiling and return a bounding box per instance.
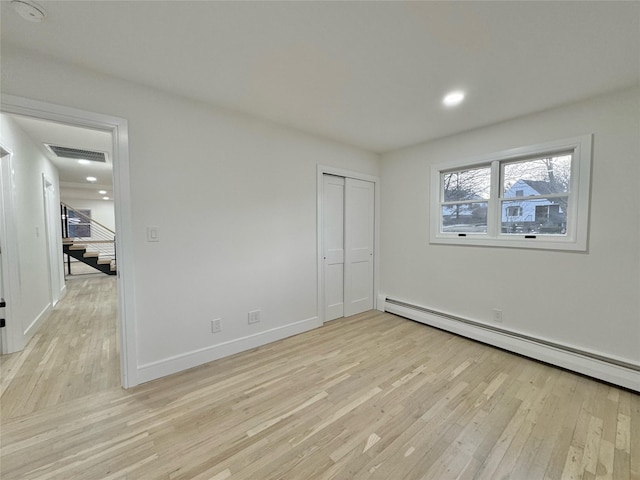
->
[11,0,46,23]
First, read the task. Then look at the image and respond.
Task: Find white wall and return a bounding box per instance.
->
[380,87,640,367]
[1,46,380,382]
[0,114,64,349]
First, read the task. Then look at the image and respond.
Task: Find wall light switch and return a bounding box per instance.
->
[147,226,160,242]
[248,310,261,324]
[211,318,222,333]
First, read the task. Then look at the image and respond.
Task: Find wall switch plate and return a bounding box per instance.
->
[493,308,503,323]
[146,226,160,242]
[211,318,222,333]
[248,310,260,324]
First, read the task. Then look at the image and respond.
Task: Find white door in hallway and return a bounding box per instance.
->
[0,229,4,355]
[0,145,12,355]
[43,176,61,306]
[322,175,374,321]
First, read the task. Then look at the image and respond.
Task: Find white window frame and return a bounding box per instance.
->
[430,135,592,251]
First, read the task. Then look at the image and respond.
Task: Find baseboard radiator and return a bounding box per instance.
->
[384,297,640,392]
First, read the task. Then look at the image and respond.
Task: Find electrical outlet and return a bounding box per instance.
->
[248,310,261,324]
[493,308,503,323]
[211,318,222,333]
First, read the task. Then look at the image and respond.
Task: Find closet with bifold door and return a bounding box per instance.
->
[322,174,374,321]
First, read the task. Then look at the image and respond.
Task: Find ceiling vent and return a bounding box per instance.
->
[45,144,107,163]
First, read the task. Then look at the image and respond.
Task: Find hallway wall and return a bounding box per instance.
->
[0,114,64,351]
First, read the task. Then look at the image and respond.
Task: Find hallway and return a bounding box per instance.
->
[0,274,119,419]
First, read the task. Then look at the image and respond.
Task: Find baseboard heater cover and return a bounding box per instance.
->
[384,297,640,392]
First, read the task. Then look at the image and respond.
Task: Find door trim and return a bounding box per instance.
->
[1,94,138,388]
[317,165,380,324]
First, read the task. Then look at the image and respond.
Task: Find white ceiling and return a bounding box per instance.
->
[1,1,639,153]
[9,114,114,196]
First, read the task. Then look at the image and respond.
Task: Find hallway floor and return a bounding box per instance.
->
[0,274,119,419]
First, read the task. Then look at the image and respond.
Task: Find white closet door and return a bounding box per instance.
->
[344,178,374,317]
[323,175,345,321]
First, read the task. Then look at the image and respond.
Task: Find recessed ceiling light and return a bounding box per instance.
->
[11,0,46,23]
[77,159,90,165]
[443,90,466,107]
[86,176,97,182]
[99,190,107,195]
[102,196,110,201]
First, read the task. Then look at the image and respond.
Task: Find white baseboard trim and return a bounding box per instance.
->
[384,299,640,392]
[24,302,52,341]
[137,316,322,384]
[52,284,67,308]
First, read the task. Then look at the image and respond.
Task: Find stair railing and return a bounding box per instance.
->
[61,202,116,272]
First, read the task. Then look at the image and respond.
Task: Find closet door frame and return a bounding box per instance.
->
[317,165,381,324]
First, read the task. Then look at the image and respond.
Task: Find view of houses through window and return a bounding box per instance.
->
[500,153,571,234]
[431,135,591,250]
[440,153,571,235]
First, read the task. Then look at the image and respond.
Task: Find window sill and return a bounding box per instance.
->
[429,234,587,252]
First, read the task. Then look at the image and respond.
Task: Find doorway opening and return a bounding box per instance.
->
[0,95,136,388]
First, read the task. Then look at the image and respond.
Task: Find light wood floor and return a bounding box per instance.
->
[1,277,638,479]
[1,274,120,418]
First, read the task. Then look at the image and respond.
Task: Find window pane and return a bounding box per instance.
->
[443,167,491,202]
[441,202,487,233]
[501,198,568,234]
[68,209,92,238]
[503,154,571,197]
